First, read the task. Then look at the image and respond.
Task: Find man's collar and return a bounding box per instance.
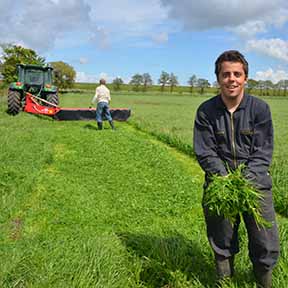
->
[216,93,249,110]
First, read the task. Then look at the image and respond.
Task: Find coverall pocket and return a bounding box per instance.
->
[215,130,226,144]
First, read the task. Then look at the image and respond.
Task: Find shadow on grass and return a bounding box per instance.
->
[5,109,55,122]
[83,124,99,131]
[83,123,115,131]
[118,232,256,287]
[118,232,215,287]
[29,113,55,121]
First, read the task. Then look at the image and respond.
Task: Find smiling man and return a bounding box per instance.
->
[193,50,279,288]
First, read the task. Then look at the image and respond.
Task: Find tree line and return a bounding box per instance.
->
[115,73,288,96]
[113,72,211,94]
[0,44,76,89]
[1,44,288,96]
[114,73,288,96]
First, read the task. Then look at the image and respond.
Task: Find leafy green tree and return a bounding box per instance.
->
[169,73,178,93]
[283,80,288,97]
[247,79,258,94]
[263,80,273,96]
[0,60,3,76]
[50,61,76,89]
[281,79,288,96]
[188,75,197,94]
[158,71,170,92]
[129,73,143,91]
[257,80,265,96]
[197,78,210,94]
[275,79,288,96]
[112,77,124,91]
[143,73,153,92]
[274,81,281,96]
[1,44,45,83]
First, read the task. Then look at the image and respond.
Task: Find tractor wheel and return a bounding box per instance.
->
[7,90,21,115]
[46,93,59,106]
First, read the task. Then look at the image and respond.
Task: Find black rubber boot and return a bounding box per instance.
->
[109,120,115,130]
[254,268,272,288]
[216,256,234,278]
[215,256,234,287]
[97,122,103,130]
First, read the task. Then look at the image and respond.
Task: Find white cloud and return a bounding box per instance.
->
[76,71,111,83]
[160,0,288,30]
[76,71,98,83]
[152,32,168,44]
[87,0,170,46]
[230,21,267,38]
[255,68,288,83]
[0,0,91,52]
[1,0,288,66]
[266,7,288,28]
[79,57,88,64]
[99,72,109,81]
[0,0,171,52]
[247,38,288,62]
[0,46,3,62]
[89,0,167,31]
[89,27,110,49]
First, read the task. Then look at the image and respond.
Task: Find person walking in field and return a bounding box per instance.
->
[91,78,115,130]
[193,50,279,288]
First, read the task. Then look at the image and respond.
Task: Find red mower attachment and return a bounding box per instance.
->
[24,93,131,121]
[24,92,60,116]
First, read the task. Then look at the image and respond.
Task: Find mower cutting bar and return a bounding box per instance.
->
[24,92,131,121]
[53,108,131,121]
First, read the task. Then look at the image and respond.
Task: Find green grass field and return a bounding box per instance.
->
[0,92,287,287]
[61,91,288,216]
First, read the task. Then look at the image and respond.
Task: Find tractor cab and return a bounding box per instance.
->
[17,64,53,95]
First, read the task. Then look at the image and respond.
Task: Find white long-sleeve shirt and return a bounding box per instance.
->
[91,84,111,104]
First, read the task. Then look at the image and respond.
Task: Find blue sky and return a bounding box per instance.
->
[1,0,288,85]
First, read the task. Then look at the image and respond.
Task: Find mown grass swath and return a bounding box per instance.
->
[0,92,287,287]
[67,91,288,217]
[0,103,210,287]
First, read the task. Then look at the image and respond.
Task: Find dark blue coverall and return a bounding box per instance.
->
[193,93,279,272]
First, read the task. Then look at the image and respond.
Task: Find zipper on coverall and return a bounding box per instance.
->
[230,112,237,169]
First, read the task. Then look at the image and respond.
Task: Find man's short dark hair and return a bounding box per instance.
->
[215,50,248,80]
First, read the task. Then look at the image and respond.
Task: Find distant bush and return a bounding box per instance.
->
[0,82,8,97]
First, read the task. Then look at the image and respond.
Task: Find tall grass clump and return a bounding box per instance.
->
[203,164,270,228]
[271,159,288,217]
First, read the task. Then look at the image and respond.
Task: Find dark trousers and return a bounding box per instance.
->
[203,189,280,271]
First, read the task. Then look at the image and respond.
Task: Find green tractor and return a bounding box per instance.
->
[7,63,58,115]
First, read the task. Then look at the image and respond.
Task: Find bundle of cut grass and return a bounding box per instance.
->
[203,164,271,228]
